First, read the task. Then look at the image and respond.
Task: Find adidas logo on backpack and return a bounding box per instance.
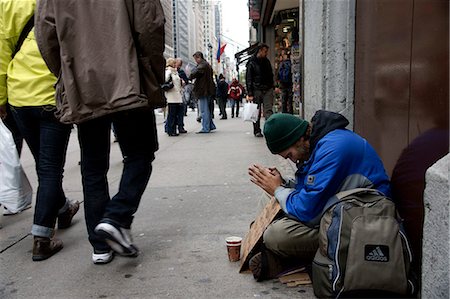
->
[311,188,416,298]
[365,245,389,262]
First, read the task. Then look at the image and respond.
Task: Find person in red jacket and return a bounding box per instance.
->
[228,78,243,118]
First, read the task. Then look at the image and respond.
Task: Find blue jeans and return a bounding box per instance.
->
[77,108,158,252]
[167,103,184,134]
[198,96,216,132]
[230,99,240,117]
[11,105,71,237]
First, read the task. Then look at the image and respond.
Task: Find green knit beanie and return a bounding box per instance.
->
[263,114,309,154]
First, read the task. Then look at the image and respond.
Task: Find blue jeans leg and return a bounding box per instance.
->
[199,97,211,132]
[176,103,185,130]
[166,103,178,135]
[11,105,71,237]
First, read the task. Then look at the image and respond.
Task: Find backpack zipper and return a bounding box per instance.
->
[399,230,413,263]
[312,259,334,281]
[332,205,345,292]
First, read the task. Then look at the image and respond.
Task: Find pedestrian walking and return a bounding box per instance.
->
[189,52,216,133]
[245,43,274,137]
[228,78,243,118]
[0,0,79,261]
[35,0,165,264]
[217,74,229,119]
[165,58,185,136]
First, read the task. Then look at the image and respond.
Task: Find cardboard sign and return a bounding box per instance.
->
[239,196,282,272]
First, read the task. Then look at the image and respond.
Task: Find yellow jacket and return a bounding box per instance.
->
[0,0,56,107]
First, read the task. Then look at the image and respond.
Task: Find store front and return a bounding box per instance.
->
[272,8,301,115]
[245,0,302,116]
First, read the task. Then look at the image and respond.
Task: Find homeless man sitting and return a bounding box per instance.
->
[247,110,390,281]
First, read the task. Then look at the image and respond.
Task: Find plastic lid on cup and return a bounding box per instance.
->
[226,236,242,244]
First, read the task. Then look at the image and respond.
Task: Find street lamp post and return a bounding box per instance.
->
[208,43,213,64]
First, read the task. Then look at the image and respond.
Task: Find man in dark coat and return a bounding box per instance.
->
[189,52,216,133]
[246,43,274,137]
[217,74,229,119]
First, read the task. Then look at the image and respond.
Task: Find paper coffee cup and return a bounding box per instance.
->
[226,236,242,262]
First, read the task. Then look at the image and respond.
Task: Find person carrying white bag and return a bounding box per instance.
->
[0,119,32,214]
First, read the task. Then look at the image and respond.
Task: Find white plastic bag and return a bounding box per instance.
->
[0,118,32,213]
[243,102,259,123]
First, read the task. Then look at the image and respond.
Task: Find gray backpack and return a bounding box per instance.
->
[312,188,416,298]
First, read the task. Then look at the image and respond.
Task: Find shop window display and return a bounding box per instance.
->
[274,8,301,115]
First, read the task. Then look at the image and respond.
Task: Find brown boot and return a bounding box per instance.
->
[58,201,80,229]
[32,237,63,261]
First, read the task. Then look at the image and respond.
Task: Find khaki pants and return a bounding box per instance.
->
[263,216,319,260]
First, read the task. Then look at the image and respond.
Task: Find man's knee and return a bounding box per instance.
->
[262,218,319,259]
[263,220,290,251]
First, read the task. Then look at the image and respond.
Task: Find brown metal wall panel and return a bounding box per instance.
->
[391,0,449,275]
[355,0,449,276]
[409,0,449,139]
[354,0,414,175]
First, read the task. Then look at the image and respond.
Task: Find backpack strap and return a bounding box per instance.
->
[305,188,384,228]
[12,14,34,59]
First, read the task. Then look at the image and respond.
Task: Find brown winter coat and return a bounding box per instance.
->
[35,0,166,124]
[189,59,215,98]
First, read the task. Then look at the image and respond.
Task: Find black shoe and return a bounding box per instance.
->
[231,115,234,118]
[220,117,227,120]
[255,132,263,138]
[58,201,80,229]
[196,117,201,123]
[95,222,139,257]
[179,129,187,134]
[249,249,284,282]
[168,133,179,136]
[32,237,64,261]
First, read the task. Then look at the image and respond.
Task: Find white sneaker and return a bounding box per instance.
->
[92,251,114,264]
[94,222,139,257]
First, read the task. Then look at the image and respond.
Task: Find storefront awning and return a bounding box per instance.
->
[234,43,260,66]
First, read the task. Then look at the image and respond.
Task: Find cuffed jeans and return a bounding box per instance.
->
[253,89,274,135]
[11,105,71,238]
[77,108,157,252]
[198,96,216,132]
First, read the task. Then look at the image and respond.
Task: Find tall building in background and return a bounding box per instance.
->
[214,3,221,39]
[173,0,190,64]
[201,0,218,73]
[162,0,225,76]
[161,0,174,58]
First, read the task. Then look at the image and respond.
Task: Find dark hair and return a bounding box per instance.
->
[193,51,204,59]
[258,43,269,51]
[219,74,224,79]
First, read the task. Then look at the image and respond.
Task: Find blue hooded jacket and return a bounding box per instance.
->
[274,110,391,225]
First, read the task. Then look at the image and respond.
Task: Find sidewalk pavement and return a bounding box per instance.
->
[0,107,313,299]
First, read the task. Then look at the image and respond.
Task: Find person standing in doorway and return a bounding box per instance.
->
[246,43,274,137]
[35,0,165,264]
[189,51,216,133]
[277,53,293,114]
